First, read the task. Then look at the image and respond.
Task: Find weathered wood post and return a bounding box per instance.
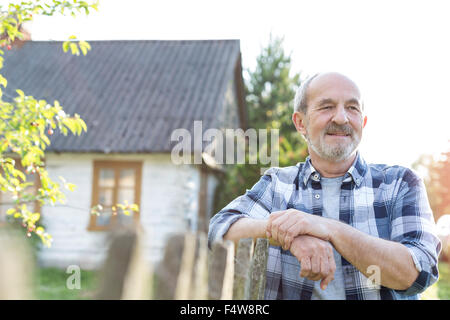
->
[0,226,34,299]
[153,231,209,299]
[96,229,137,299]
[153,233,185,299]
[232,238,254,300]
[208,240,235,299]
[248,238,269,300]
[121,230,153,300]
[174,232,197,299]
[191,232,209,300]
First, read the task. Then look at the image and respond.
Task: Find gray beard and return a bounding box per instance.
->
[305,132,360,162]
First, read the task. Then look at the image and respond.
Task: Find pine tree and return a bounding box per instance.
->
[214,35,308,212]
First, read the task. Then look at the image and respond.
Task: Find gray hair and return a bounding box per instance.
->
[293,72,365,114]
[293,73,320,113]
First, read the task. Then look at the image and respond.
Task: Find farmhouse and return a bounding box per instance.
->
[1,40,247,268]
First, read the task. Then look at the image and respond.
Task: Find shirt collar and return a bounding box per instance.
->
[298,151,367,187]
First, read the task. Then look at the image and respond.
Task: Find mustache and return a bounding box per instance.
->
[324,123,353,135]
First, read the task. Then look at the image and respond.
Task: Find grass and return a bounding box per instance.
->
[421,261,450,300]
[34,267,100,300]
[33,261,450,300]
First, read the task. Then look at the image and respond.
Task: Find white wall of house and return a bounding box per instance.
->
[206,174,219,221]
[38,77,241,270]
[38,153,201,270]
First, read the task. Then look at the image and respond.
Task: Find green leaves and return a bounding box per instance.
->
[62,36,92,56]
[59,176,76,192]
[62,41,70,53]
[79,40,91,56]
[114,201,140,217]
[60,114,87,136]
[92,202,140,219]
[0,0,105,247]
[0,74,7,88]
[0,50,88,247]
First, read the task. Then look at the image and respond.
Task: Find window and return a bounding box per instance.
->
[0,160,41,225]
[88,161,142,231]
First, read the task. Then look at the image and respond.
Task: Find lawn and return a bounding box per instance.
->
[35,267,100,300]
[421,261,450,300]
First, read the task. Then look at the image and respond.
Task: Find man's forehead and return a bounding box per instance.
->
[308,72,361,100]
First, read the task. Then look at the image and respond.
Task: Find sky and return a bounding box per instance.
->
[26,0,450,170]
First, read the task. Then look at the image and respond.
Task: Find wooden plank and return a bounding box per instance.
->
[0,227,34,299]
[121,231,152,299]
[96,230,137,299]
[248,238,269,300]
[197,168,208,233]
[233,238,254,300]
[153,233,185,299]
[191,232,209,300]
[208,240,234,299]
[174,232,197,299]
[154,232,210,300]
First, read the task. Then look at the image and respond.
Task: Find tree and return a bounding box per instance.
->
[245,35,308,167]
[0,1,137,247]
[214,35,308,212]
[413,149,450,222]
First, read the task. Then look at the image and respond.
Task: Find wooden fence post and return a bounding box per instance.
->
[153,231,209,300]
[96,231,268,300]
[121,231,153,300]
[191,232,209,300]
[233,238,254,300]
[208,240,234,300]
[96,229,137,299]
[153,233,185,299]
[248,238,269,300]
[174,232,197,299]
[0,227,34,299]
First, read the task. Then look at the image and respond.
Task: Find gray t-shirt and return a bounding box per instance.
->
[311,175,346,300]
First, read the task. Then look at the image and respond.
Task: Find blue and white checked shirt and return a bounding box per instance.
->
[208,152,441,300]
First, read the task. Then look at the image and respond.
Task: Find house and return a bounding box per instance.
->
[1,40,247,269]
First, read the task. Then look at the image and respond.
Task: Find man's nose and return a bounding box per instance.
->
[331,105,349,124]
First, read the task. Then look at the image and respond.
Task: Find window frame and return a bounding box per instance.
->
[88,160,142,231]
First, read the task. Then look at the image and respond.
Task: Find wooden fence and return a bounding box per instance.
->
[0,227,269,300]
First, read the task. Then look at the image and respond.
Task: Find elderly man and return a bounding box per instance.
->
[208,72,441,300]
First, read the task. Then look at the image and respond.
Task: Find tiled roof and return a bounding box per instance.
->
[2,40,245,153]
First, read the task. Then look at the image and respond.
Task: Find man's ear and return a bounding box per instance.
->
[292,111,307,135]
[363,115,367,128]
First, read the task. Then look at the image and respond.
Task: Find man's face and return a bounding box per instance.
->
[293,73,367,162]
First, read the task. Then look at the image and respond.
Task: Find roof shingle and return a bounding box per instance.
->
[2,40,243,153]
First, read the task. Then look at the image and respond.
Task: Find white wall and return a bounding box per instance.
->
[206,173,219,221]
[38,153,200,270]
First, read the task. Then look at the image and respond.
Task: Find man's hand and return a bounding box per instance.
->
[266,209,332,249]
[289,235,336,290]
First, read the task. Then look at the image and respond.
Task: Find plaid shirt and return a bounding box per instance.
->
[208,152,441,300]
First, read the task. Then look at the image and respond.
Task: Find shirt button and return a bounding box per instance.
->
[315,194,320,199]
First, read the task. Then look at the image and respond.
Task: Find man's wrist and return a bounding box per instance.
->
[258,218,281,246]
[323,217,343,244]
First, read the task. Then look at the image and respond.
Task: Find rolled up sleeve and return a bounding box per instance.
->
[207,169,276,248]
[390,169,442,296]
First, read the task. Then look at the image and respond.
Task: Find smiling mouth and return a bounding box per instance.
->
[326,133,351,136]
